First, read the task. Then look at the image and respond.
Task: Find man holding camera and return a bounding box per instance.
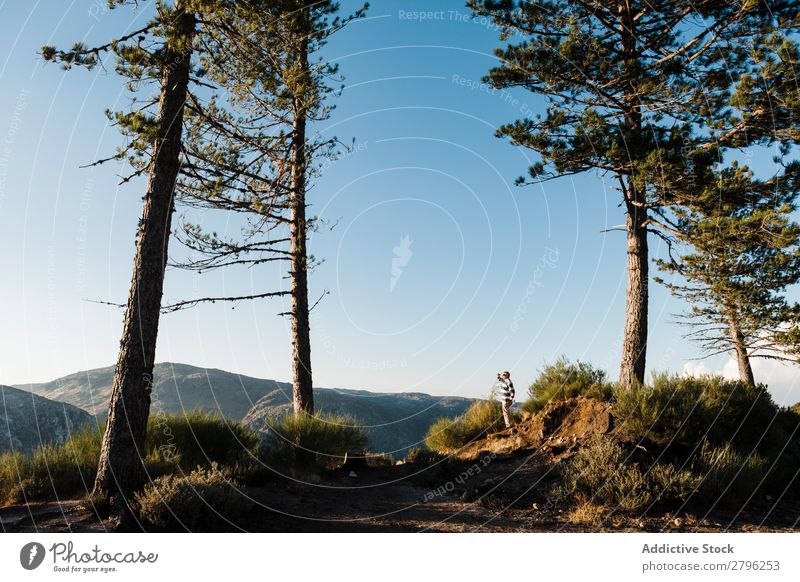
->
[495,371,515,429]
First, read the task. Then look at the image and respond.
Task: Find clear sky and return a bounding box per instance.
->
[1,0,798,405]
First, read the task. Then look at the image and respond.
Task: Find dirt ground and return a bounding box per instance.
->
[2,452,797,533]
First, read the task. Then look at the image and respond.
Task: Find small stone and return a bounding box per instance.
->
[348,471,357,478]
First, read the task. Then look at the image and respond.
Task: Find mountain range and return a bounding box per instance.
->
[243,386,474,455]
[12,363,475,455]
[16,362,286,419]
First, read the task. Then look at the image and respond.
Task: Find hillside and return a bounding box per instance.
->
[15,363,290,420]
[0,385,93,455]
[4,395,797,533]
[244,387,474,455]
[14,363,475,455]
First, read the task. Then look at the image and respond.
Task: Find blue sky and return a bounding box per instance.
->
[1,0,798,405]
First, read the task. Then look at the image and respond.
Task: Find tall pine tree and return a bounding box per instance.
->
[469,0,800,388]
[172,0,367,414]
[656,163,800,385]
[44,0,200,526]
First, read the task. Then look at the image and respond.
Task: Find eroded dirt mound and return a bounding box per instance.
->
[457,396,613,460]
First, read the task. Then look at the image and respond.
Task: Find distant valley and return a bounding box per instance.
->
[11,363,474,455]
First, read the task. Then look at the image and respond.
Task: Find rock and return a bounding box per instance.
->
[0,385,93,455]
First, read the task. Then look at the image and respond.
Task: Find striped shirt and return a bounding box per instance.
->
[494,379,515,402]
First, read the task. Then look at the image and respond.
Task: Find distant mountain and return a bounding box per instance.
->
[0,385,93,455]
[244,387,474,456]
[14,363,475,455]
[15,363,290,420]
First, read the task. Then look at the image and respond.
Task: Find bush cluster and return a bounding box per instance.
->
[258,411,368,472]
[424,400,506,454]
[612,372,800,498]
[558,437,767,515]
[0,425,101,505]
[145,410,261,470]
[521,357,612,414]
[135,464,250,531]
[0,411,262,505]
[613,373,778,449]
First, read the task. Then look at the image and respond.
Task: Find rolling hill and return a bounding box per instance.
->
[15,362,289,420]
[0,385,93,455]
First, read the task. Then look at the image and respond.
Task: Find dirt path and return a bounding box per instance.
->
[2,454,797,533]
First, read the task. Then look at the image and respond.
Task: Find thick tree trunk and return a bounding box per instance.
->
[728,313,756,385]
[92,4,195,526]
[289,39,313,415]
[619,201,649,389]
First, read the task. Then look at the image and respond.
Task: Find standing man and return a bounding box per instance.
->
[496,371,515,429]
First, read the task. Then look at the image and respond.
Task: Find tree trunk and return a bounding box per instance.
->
[728,313,756,385]
[619,201,649,389]
[289,35,314,415]
[617,5,649,390]
[92,4,195,527]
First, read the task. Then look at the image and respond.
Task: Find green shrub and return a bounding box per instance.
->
[405,447,443,465]
[423,418,461,454]
[423,400,505,454]
[521,357,612,414]
[145,410,261,470]
[135,464,249,531]
[557,437,707,513]
[260,412,368,472]
[558,437,654,512]
[757,408,800,498]
[366,453,395,467]
[0,411,262,505]
[612,376,699,446]
[698,378,779,449]
[692,440,767,506]
[613,373,779,453]
[557,436,771,513]
[646,463,701,504]
[0,425,101,505]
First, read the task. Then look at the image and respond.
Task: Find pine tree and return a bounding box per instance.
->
[172,0,367,414]
[43,0,200,525]
[468,0,800,388]
[656,163,800,385]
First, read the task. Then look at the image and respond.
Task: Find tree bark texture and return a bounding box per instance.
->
[289,33,314,415]
[92,3,195,525]
[728,313,756,385]
[618,3,649,390]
